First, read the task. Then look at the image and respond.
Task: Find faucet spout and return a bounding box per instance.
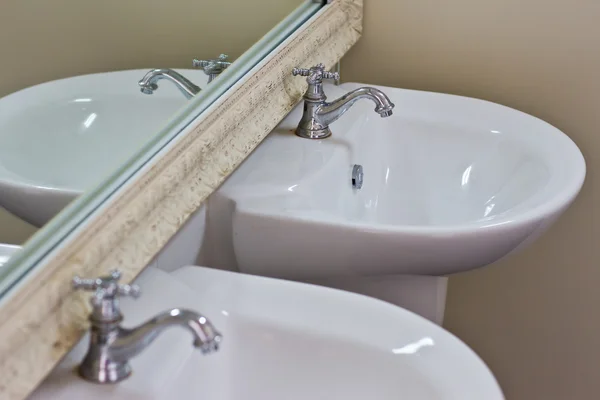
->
[317,87,395,127]
[138,68,201,99]
[109,308,222,363]
[78,307,221,383]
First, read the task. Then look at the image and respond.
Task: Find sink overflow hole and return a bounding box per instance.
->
[352,164,364,189]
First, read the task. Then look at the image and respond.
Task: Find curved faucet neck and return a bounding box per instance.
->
[107,308,220,362]
[138,69,201,99]
[317,87,395,126]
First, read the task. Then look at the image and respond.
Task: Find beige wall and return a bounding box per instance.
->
[343,1,597,399]
[0,0,300,244]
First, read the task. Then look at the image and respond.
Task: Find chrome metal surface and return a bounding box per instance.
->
[351,164,363,189]
[292,64,395,139]
[193,54,232,83]
[332,61,341,86]
[138,69,201,99]
[73,270,221,383]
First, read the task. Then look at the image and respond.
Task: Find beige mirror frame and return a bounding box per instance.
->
[0,1,362,398]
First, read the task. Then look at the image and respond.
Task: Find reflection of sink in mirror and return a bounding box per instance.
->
[31,266,504,399]
[0,0,304,238]
[0,69,208,227]
[0,244,20,268]
[204,82,585,323]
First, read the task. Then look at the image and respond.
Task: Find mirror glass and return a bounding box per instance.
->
[0,1,322,292]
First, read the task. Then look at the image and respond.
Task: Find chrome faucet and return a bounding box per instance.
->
[138,68,201,99]
[138,54,232,98]
[72,270,221,384]
[193,54,232,83]
[291,63,395,139]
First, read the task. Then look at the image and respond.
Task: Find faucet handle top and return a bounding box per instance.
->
[291,67,311,77]
[73,269,141,305]
[292,63,340,84]
[192,54,232,74]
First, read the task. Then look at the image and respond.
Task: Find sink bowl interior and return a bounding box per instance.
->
[345,114,550,226]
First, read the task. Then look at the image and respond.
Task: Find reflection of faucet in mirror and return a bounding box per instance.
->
[138,54,232,99]
[193,53,232,83]
[291,63,395,139]
[138,68,201,99]
[72,270,222,384]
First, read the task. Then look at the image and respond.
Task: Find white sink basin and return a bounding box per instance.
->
[31,266,503,399]
[0,69,207,227]
[210,82,585,278]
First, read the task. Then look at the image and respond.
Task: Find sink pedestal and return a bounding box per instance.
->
[304,275,448,324]
[207,244,449,324]
[146,202,449,324]
[201,204,449,323]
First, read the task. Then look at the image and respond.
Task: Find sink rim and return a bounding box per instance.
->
[226,82,586,234]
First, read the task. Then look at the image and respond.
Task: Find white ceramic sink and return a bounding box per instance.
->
[0,69,207,227]
[31,266,503,399]
[208,82,585,278]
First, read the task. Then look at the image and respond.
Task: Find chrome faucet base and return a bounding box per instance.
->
[295,126,331,139]
[78,357,131,384]
[77,318,133,384]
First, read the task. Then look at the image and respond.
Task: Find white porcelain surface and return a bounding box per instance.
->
[209,82,585,278]
[31,266,503,399]
[0,69,208,226]
[0,244,20,269]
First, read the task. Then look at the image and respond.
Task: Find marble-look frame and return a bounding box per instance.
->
[0,0,362,398]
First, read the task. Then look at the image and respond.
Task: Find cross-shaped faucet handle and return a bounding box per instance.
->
[73,269,140,306]
[292,63,340,84]
[192,54,232,73]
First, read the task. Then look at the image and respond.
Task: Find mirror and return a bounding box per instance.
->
[0,0,305,240]
[0,1,322,289]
